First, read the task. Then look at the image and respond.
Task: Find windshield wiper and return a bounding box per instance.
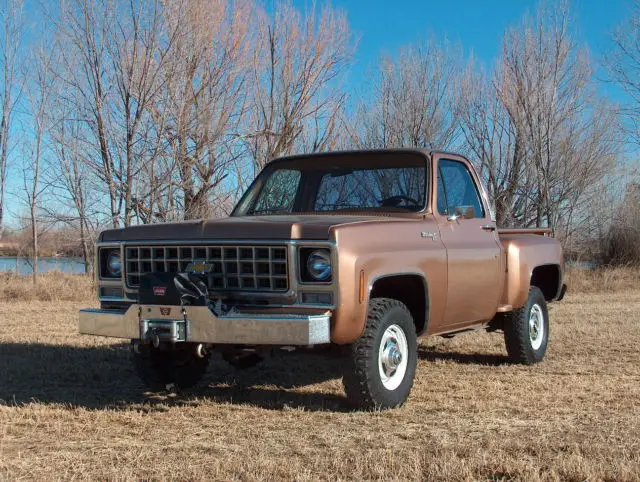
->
[248,207,292,215]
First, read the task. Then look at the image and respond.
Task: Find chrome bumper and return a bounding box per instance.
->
[78,305,331,345]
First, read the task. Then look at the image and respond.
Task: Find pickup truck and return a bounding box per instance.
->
[79,149,566,410]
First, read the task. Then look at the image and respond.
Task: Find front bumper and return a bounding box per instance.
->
[79,305,331,345]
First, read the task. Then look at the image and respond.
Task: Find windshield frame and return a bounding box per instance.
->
[231,150,430,217]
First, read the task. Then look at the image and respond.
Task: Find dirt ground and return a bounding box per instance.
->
[1,289,639,480]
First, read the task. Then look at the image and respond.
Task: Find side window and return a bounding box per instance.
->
[437,160,485,218]
[250,169,301,215]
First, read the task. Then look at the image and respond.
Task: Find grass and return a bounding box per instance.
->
[0,274,639,480]
[0,272,94,302]
[564,265,640,292]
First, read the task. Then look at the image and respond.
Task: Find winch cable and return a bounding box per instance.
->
[173,273,210,308]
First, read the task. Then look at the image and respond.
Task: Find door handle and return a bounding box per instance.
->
[481,224,497,231]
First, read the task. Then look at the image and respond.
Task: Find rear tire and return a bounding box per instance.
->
[132,343,211,390]
[503,287,549,364]
[343,298,418,410]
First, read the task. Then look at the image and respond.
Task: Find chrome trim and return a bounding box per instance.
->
[79,304,331,345]
[96,239,337,246]
[78,308,140,339]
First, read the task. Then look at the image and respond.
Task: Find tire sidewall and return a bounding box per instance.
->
[367,304,418,407]
[525,288,549,362]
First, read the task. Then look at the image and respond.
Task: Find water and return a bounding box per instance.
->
[566,260,598,270]
[0,257,87,275]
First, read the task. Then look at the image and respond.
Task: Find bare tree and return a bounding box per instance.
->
[606,0,640,147]
[0,0,25,238]
[55,0,182,226]
[501,3,618,235]
[56,0,122,227]
[21,45,57,284]
[247,2,352,171]
[158,0,257,219]
[456,2,619,244]
[349,39,460,150]
[47,96,100,274]
[107,0,179,226]
[456,64,527,227]
[46,0,353,223]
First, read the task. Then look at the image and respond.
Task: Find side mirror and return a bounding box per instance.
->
[454,205,475,219]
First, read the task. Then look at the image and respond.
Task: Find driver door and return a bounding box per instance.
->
[434,156,503,328]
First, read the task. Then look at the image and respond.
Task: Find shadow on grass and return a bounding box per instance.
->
[418,346,509,366]
[0,342,349,412]
[0,342,510,411]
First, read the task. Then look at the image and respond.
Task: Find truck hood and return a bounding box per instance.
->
[100,215,408,242]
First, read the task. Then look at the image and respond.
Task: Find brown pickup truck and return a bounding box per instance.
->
[79,149,566,409]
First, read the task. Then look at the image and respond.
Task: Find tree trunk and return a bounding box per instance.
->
[31,204,38,286]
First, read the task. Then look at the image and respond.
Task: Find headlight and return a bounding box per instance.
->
[105,250,122,277]
[306,250,332,281]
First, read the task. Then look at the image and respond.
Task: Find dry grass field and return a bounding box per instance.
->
[1,271,639,480]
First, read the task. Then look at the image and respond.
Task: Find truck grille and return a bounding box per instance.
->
[124,245,289,292]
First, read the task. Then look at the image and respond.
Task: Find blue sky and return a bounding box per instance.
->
[323,0,630,88]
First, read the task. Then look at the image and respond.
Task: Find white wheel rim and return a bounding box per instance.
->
[529,304,545,350]
[378,324,409,391]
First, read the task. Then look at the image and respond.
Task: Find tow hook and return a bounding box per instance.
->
[132,340,142,354]
[195,343,209,358]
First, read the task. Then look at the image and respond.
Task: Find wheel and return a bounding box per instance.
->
[503,287,549,364]
[342,298,418,410]
[132,342,211,390]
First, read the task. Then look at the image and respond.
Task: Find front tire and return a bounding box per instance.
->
[503,287,549,364]
[343,298,418,410]
[132,343,211,390]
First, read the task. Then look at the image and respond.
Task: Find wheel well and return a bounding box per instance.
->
[370,274,428,335]
[531,264,561,301]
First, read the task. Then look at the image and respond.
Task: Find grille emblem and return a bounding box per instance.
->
[159,307,172,316]
[185,260,215,275]
[153,286,167,296]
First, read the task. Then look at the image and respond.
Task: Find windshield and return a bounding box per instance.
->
[233,152,428,216]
